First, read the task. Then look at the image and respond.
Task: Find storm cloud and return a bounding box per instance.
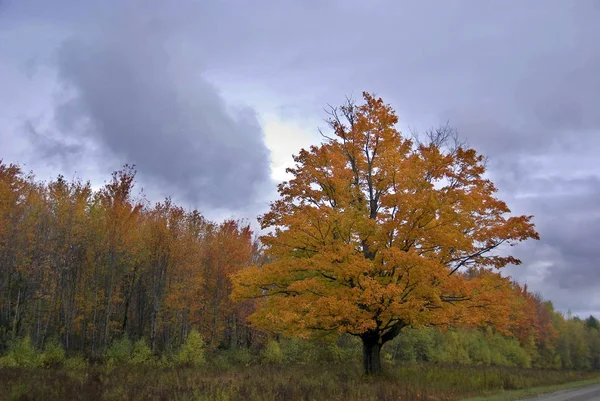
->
[3,0,271,210]
[57,4,271,209]
[1,0,600,316]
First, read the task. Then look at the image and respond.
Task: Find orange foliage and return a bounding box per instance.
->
[232,93,539,358]
[0,162,258,352]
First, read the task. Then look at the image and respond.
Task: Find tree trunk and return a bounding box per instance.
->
[362,336,382,375]
[150,306,158,352]
[12,287,21,336]
[122,268,136,333]
[212,275,220,346]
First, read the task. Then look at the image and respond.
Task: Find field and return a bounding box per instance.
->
[1,363,598,401]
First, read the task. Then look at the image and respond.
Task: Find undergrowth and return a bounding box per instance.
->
[0,362,598,401]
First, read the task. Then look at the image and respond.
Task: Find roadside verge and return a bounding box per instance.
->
[463,377,600,401]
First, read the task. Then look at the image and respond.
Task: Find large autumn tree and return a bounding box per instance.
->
[232,93,539,374]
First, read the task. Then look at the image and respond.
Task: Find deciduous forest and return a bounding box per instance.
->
[1,95,600,400]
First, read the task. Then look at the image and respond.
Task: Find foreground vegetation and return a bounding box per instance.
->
[465,378,600,401]
[3,158,597,373]
[1,363,598,401]
[1,332,600,400]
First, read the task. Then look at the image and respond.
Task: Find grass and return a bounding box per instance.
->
[462,377,600,401]
[0,362,599,401]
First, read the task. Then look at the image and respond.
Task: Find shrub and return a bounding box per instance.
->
[231,347,253,365]
[336,335,362,364]
[505,341,532,368]
[442,330,471,364]
[391,330,417,362]
[278,336,361,365]
[280,337,314,363]
[64,354,88,370]
[157,353,175,368]
[41,337,66,367]
[210,352,232,370]
[220,347,253,367]
[261,340,283,364]
[466,330,492,365]
[0,336,41,368]
[131,338,153,365]
[177,330,205,367]
[0,354,16,368]
[106,336,132,366]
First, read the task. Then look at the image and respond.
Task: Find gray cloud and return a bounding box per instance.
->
[1,0,271,210]
[22,119,83,163]
[50,4,270,210]
[503,175,600,315]
[2,0,600,315]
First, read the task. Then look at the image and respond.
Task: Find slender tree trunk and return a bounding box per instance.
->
[231,313,237,348]
[104,249,116,348]
[81,317,87,353]
[35,298,41,343]
[362,336,382,375]
[212,275,220,346]
[12,287,21,336]
[150,260,167,351]
[150,301,159,351]
[6,273,12,335]
[122,268,136,333]
[181,309,188,344]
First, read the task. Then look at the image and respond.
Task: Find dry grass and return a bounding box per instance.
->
[0,362,598,401]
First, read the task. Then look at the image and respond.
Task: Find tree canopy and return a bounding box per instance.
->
[0,162,258,355]
[232,92,539,374]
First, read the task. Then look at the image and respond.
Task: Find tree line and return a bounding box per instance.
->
[389,301,600,371]
[0,162,259,357]
[1,161,598,372]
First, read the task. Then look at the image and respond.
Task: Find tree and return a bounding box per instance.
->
[232,93,539,374]
[586,315,600,331]
[201,220,254,347]
[86,165,143,351]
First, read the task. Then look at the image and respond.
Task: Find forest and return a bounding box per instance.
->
[1,94,600,400]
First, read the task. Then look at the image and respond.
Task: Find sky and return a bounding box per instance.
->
[1,0,599,317]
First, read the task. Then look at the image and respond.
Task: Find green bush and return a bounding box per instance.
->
[210,352,232,370]
[207,347,255,370]
[278,336,361,365]
[417,327,442,362]
[261,340,284,364]
[280,337,306,363]
[41,337,66,367]
[177,330,205,367]
[0,354,16,368]
[0,336,42,368]
[389,327,441,363]
[64,354,88,370]
[465,330,492,365]
[438,330,471,364]
[280,337,318,363]
[391,330,418,362]
[505,341,532,368]
[131,338,153,365]
[319,342,348,363]
[225,347,253,366]
[157,353,175,368]
[106,336,132,366]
